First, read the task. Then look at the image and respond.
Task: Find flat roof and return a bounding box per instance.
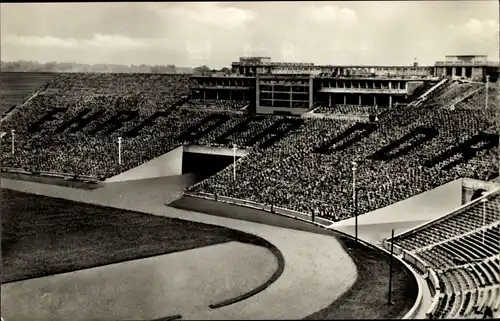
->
[445,55,488,57]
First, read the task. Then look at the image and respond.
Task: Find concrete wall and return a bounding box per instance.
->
[406,81,424,96]
[331,179,464,243]
[435,67,445,77]
[256,106,308,115]
[471,67,484,80]
[183,145,249,157]
[333,179,463,227]
[461,178,499,203]
[106,146,183,183]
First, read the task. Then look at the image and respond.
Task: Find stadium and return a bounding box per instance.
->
[1,2,500,321]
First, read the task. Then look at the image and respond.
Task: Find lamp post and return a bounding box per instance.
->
[118,137,122,165]
[388,228,395,305]
[11,129,15,155]
[485,75,489,110]
[232,144,237,180]
[352,161,358,243]
[483,75,490,119]
[480,198,488,244]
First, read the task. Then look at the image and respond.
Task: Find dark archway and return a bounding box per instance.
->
[471,189,486,201]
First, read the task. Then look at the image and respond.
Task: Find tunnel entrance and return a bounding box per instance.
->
[182,151,241,183]
[471,189,486,201]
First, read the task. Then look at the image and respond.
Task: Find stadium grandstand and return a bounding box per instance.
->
[1,53,499,320]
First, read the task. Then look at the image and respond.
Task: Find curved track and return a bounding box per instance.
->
[1,242,279,321]
[1,177,358,320]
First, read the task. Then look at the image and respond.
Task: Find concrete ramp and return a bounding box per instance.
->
[106,147,183,183]
[332,179,463,228]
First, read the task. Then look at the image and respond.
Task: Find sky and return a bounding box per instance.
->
[1,1,499,68]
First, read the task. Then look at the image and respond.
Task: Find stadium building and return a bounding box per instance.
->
[1,52,499,321]
[190,54,498,115]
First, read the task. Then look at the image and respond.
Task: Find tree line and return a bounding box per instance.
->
[0,61,232,75]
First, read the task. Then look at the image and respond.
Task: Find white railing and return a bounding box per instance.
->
[449,86,483,109]
[301,112,369,122]
[419,78,449,102]
[1,89,41,122]
[319,87,407,94]
[435,61,499,67]
[415,221,500,255]
[179,106,246,114]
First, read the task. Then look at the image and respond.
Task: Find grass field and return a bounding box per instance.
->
[0,72,57,115]
[1,188,263,283]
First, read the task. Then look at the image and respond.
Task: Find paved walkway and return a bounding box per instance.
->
[1,177,357,320]
[2,242,278,321]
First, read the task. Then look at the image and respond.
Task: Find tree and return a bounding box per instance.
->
[193,65,211,75]
[220,67,231,74]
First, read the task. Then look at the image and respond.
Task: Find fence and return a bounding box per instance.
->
[1,167,98,182]
[187,191,335,227]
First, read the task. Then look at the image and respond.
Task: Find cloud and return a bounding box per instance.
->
[0,2,498,67]
[465,18,485,34]
[1,34,168,50]
[306,5,358,24]
[157,3,256,29]
[458,18,499,42]
[2,35,79,49]
[441,17,499,58]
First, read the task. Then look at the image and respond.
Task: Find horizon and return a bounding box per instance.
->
[1,1,499,69]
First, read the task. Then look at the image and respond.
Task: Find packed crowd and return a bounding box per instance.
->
[191,82,499,221]
[314,104,389,116]
[455,83,499,112]
[181,99,249,110]
[408,81,438,101]
[195,115,279,148]
[1,73,191,179]
[1,75,498,224]
[41,73,190,97]
[426,81,484,109]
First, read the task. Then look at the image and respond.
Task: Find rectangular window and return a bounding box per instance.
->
[261,92,272,100]
[274,92,291,100]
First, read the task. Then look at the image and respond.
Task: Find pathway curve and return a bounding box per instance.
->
[1,242,278,321]
[1,177,357,320]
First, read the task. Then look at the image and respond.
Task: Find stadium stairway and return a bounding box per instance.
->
[415,78,450,105]
[448,85,484,110]
[1,88,42,122]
